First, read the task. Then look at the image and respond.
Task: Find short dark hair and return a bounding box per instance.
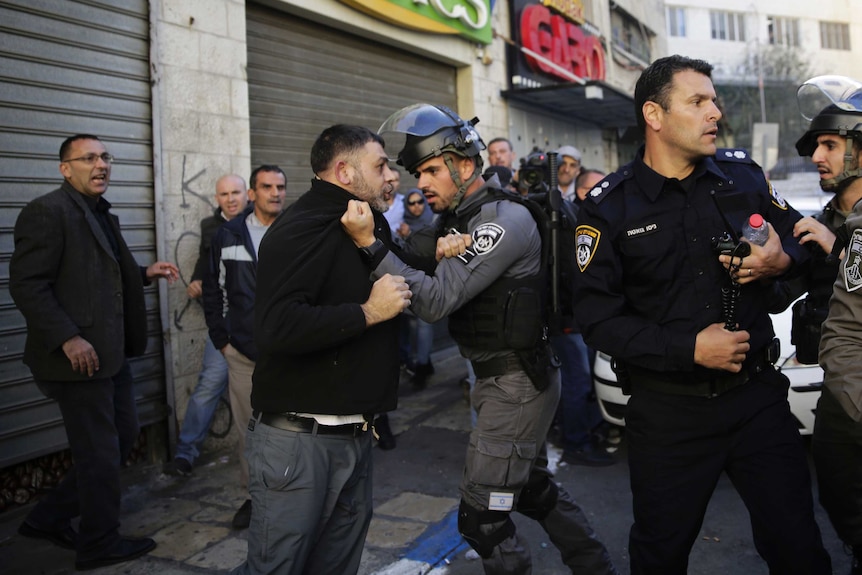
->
[59,134,101,161]
[634,55,713,134]
[250,165,286,190]
[488,137,513,151]
[576,168,605,188]
[310,125,385,174]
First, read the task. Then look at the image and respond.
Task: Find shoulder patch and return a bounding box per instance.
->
[586,171,625,205]
[767,180,788,210]
[716,148,755,164]
[575,225,601,271]
[844,228,862,292]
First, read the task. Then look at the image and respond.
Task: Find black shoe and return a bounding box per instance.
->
[162,457,192,477]
[562,442,616,467]
[75,537,156,571]
[18,521,77,550]
[232,499,252,530]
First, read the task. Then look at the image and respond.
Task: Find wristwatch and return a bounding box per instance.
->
[359,238,386,262]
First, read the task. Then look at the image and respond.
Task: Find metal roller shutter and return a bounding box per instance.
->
[246,3,458,202]
[0,0,164,468]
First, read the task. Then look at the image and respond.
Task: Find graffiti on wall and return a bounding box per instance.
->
[173,155,214,331]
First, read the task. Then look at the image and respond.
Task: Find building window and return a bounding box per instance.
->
[768,16,800,47]
[611,7,652,64]
[821,21,850,51]
[667,7,686,38]
[709,11,745,42]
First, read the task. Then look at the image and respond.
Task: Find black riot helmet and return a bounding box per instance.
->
[379,103,486,210]
[795,75,862,191]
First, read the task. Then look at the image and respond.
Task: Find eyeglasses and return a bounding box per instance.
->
[61,153,114,165]
[407,198,425,206]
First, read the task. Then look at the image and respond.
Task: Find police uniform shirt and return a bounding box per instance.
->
[370,176,541,361]
[573,148,807,379]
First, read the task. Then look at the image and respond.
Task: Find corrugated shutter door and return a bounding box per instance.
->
[246,3,458,202]
[0,0,164,468]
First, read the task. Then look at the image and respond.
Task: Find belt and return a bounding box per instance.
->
[252,411,368,437]
[630,341,779,399]
[471,353,522,379]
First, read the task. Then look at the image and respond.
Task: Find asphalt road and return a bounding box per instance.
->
[363,349,850,575]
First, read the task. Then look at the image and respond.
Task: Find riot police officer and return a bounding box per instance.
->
[770,76,862,356]
[796,75,862,575]
[341,103,618,575]
[572,55,831,574]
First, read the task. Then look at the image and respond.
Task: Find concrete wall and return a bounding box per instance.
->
[150,0,251,428]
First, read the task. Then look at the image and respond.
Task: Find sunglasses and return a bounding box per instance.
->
[407,198,425,206]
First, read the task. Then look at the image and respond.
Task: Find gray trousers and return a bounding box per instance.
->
[233,420,373,575]
[465,369,617,575]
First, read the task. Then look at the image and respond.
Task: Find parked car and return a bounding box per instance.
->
[593,192,830,435]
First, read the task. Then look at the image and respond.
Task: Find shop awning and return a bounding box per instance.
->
[501,79,636,130]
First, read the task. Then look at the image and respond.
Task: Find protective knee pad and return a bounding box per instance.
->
[457,500,516,559]
[516,476,558,520]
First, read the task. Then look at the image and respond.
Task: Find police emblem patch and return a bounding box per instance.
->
[844,229,862,292]
[768,180,788,210]
[575,225,601,272]
[472,223,505,255]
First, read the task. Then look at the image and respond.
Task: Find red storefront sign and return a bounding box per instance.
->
[520,3,605,81]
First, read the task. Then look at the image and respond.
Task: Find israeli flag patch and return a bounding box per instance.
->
[488,492,514,511]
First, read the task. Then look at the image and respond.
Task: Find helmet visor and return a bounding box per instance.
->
[798,75,862,120]
[379,103,463,163]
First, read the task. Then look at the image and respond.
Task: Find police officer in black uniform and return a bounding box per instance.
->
[341,104,618,575]
[792,75,862,575]
[572,55,831,574]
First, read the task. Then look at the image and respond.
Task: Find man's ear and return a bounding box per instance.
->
[458,155,475,180]
[334,159,353,187]
[643,101,663,132]
[59,162,71,180]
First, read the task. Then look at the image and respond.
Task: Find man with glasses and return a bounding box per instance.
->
[10,134,178,570]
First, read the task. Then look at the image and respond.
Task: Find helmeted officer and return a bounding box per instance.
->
[794,75,862,575]
[769,76,862,358]
[572,55,831,574]
[340,103,618,575]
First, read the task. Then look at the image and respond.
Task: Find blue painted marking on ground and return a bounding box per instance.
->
[404,508,470,566]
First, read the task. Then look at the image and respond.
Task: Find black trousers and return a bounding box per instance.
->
[626,368,831,575]
[812,387,862,546]
[25,361,139,561]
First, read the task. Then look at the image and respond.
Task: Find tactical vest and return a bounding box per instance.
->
[439,193,546,351]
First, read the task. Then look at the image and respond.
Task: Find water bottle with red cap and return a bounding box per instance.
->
[742,213,769,246]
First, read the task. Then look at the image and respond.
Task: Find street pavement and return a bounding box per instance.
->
[0,345,852,574]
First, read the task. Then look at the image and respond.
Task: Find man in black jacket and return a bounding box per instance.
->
[202,165,285,530]
[10,134,177,570]
[164,174,247,478]
[233,125,411,575]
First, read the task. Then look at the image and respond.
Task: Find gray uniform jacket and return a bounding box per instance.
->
[820,200,862,421]
[371,178,541,362]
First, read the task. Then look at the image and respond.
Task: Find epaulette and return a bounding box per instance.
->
[585,171,627,205]
[715,148,756,164]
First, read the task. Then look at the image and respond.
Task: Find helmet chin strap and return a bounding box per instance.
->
[820,135,862,191]
[442,154,481,211]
